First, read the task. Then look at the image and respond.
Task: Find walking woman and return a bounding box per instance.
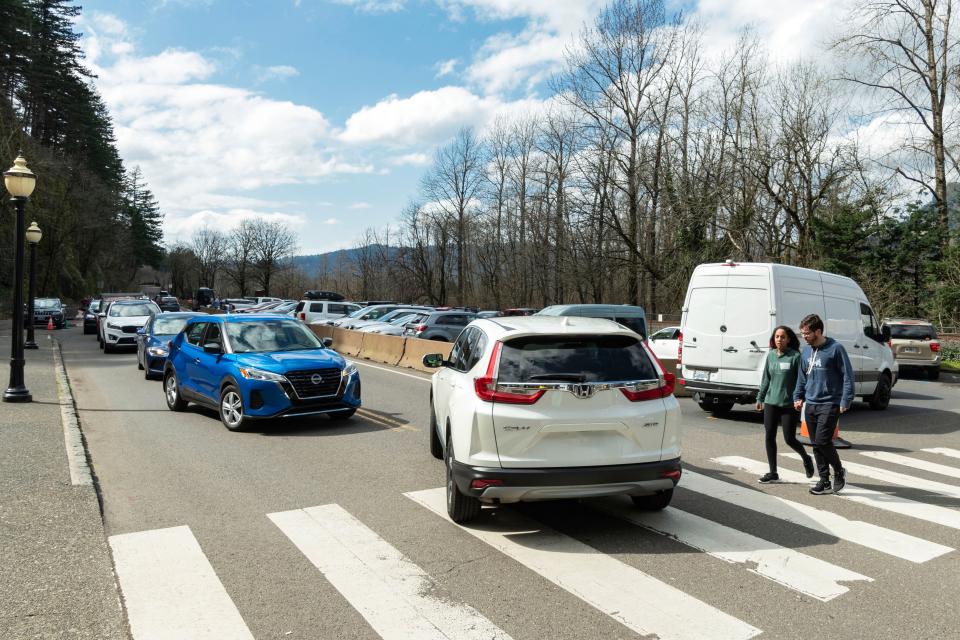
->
[755,326,815,483]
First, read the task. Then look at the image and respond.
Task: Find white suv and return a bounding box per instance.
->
[424,316,681,523]
[100,299,160,353]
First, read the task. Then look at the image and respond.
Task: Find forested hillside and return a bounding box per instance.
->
[0,0,164,305]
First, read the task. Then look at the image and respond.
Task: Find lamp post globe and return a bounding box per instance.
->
[4,153,37,402]
[24,221,42,350]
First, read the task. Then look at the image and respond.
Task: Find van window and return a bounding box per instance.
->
[860,304,880,341]
[824,297,860,341]
[498,335,657,383]
[686,288,726,335]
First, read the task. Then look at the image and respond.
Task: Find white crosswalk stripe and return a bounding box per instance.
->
[713,456,960,530]
[592,500,872,601]
[269,504,513,640]
[674,470,952,563]
[923,447,960,461]
[860,451,960,480]
[782,453,960,499]
[405,487,762,640]
[109,525,254,640]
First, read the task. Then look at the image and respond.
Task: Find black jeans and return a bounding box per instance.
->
[806,403,843,480]
[764,404,808,473]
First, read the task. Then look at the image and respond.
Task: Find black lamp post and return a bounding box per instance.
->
[24,221,42,350]
[4,153,37,403]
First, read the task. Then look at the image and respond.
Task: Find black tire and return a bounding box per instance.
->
[104,341,114,354]
[328,408,356,420]
[698,399,733,415]
[164,372,187,411]
[98,336,104,350]
[83,326,93,335]
[928,368,940,381]
[868,372,892,410]
[429,396,443,459]
[445,430,481,524]
[631,489,674,511]
[219,384,247,431]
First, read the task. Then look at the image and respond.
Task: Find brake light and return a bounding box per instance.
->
[677,331,683,364]
[620,373,675,401]
[415,324,428,332]
[299,312,305,320]
[474,341,545,405]
[660,469,682,481]
[470,478,503,489]
[930,341,940,352]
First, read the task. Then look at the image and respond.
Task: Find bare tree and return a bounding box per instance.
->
[251,219,298,295]
[834,0,960,248]
[224,219,258,297]
[190,227,227,289]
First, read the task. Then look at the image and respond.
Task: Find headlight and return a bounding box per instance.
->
[238,367,287,382]
[107,322,121,329]
[147,347,168,357]
[342,362,358,378]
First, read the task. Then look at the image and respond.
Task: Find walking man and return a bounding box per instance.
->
[793,313,854,495]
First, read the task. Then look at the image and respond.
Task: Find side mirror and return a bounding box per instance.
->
[881,325,891,343]
[322,337,333,348]
[202,342,223,354]
[422,353,444,368]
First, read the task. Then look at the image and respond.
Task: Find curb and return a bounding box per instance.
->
[52,339,93,486]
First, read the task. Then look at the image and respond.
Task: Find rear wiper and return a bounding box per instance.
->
[527,373,587,382]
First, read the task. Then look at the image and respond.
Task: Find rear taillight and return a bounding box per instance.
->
[620,373,676,401]
[474,341,545,405]
[415,324,428,332]
[299,312,305,320]
[930,341,940,352]
[660,469,682,481]
[677,331,683,364]
[470,478,503,489]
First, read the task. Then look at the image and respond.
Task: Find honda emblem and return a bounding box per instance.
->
[571,384,595,399]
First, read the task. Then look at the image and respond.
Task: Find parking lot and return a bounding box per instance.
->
[48,323,960,640]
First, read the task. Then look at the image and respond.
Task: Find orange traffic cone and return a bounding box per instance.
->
[797,403,851,449]
[46,317,54,331]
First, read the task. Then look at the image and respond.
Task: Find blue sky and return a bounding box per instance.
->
[78,0,842,255]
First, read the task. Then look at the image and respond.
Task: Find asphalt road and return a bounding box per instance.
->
[58,325,960,640]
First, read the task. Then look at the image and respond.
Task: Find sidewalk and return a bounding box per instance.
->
[0,330,126,639]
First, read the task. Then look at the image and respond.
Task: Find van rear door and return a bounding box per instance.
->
[719,275,773,386]
[680,273,727,383]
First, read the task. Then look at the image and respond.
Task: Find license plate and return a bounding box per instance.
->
[693,370,709,381]
[902,347,919,354]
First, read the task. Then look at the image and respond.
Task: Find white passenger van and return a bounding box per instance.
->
[679,261,897,414]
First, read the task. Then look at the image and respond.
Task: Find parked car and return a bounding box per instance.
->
[99,299,161,353]
[345,306,432,331]
[137,312,205,380]
[335,304,409,329]
[882,318,941,380]
[246,296,283,306]
[402,311,477,342]
[476,310,500,319]
[29,297,65,329]
[296,300,362,324]
[537,304,648,338]
[238,300,284,314]
[423,315,680,523]
[83,299,102,334]
[162,315,361,430]
[304,290,345,301]
[223,298,256,312]
[192,287,216,310]
[157,296,181,312]
[501,308,538,316]
[679,261,897,414]
[648,326,681,362]
[359,312,428,335]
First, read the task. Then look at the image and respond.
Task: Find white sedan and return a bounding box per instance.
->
[648,326,681,362]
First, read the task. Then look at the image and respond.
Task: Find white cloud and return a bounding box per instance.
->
[391,152,431,166]
[331,0,406,13]
[165,209,307,242]
[322,217,340,225]
[434,58,459,78]
[254,65,300,83]
[349,202,372,209]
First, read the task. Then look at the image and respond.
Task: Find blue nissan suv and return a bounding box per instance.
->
[163,315,360,430]
[137,312,205,380]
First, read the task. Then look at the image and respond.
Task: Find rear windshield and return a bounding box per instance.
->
[889,324,937,340]
[498,335,657,383]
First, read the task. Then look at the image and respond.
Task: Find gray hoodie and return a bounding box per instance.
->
[793,337,855,409]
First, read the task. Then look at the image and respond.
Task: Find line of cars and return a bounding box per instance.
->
[83,296,362,431]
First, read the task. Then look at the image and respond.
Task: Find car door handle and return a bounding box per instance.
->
[193,358,201,364]
[723,346,738,353]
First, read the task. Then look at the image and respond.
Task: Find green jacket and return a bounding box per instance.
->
[757,348,801,407]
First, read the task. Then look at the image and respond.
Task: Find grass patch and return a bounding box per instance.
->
[941,360,960,373]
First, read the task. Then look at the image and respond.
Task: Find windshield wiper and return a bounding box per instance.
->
[527,373,587,382]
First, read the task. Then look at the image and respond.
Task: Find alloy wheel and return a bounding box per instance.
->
[221,390,243,428]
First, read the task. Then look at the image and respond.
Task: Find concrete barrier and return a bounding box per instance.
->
[309,324,335,340]
[332,328,365,357]
[399,337,452,373]
[358,333,406,366]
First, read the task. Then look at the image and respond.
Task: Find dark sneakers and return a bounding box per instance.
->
[833,468,846,494]
[759,472,780,484]
[802,456,815,479]
[809,479,832,495]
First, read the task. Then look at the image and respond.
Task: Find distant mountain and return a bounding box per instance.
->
[290,245,401,275]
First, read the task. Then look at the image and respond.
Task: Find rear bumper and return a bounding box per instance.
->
[452,458,681,504]
[680,379,757,402]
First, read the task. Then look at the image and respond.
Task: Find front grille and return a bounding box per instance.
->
[285,368,342,398]
[122,326,139,334]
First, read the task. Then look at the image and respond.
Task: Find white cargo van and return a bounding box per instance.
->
[679,261,897,413]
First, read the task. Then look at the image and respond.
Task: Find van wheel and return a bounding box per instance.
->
[445,430,481,523]
[429,396,443,459]
[632,489,673,511]
[868,373,892,410]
